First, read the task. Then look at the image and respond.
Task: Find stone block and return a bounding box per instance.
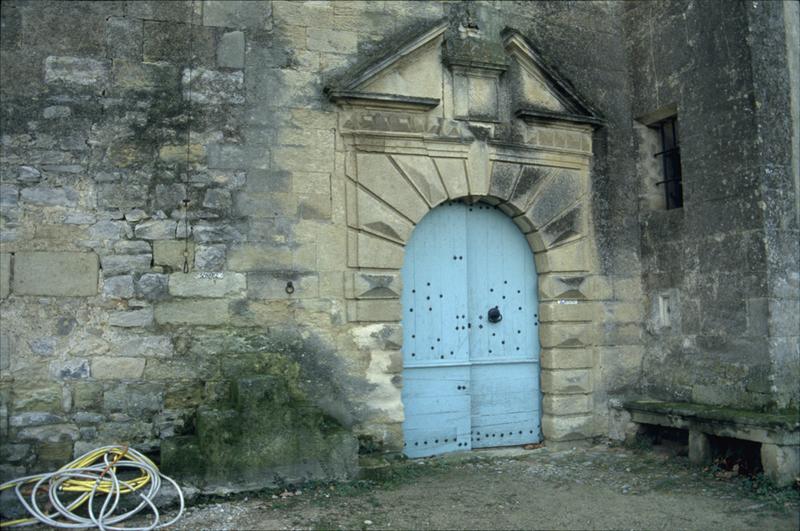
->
[608,406,639,442]
[297,193,332,220]
[153,241,195,270]
[543,394,592,416]
[135,273,169,301]
[523,168,586,230]
[203,189,232,211]
[203,0,271,29]
[13,252,98,296]
[207,144,248,171]
[488,162,522,202]
[12,383,62,412]
[192,223,242,243]
[598,346,643,393]
[346,300,402,323]
[38,441,74,463]
[307,28,357,54]
[158,144,204,164]
[92,357,146,380]
[134,219,177,240]
[273,0,333,28]
[17,424,80,443]
[72,383,103,410]
[20,186,78,207]
[540,348,592,369]
[506,165,552,211]
[247,271,319,299]
[537,203,585,249]
[9,412,67,427]
[143,20,215,65]
[433,157,470,199]
[113,59,179,94]
[228,299,293,327]
[44,56,110,90]
[539,301,595,322]
[116,336,173,358]
[103,275,134,299]
[49,358,90,380]
[35,224,84,241]
[595,322,642,347]
[104,383,163,415]
[194,245,226,271]
[97,184,148,210]
[689,430,711,465]
[539,322,593,348]
[761,443,800,487]
[541,369,592,394]
[88,221,131,241]
[0,253,10,299]
[541,414,593,442]
[227,244,292,271]
[0,334,12,371]
[353,186,414,242]
[392,155,448,207]
[169,272,246,298]
[217,31,245,68]
[154,300,229,325]
[183,68,244,105]
[43,105,71,119]
[101,255,152,275]
[346,272,402,299]
[108,308,154,328]
[29,337,56,355]
[356,153,429,222]
[350,231,404,269]
[533,239,591,274]
[105,16,142,59]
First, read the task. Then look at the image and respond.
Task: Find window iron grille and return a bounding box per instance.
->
[652,116,683,209]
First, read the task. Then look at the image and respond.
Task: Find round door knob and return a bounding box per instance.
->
[487,306,502,323]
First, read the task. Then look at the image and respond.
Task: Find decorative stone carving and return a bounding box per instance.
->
[328,18,605,444]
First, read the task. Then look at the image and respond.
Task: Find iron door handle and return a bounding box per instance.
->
[487,306,502,323]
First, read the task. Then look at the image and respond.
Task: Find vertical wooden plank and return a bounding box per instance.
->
[466,203,541,448]
[402,201,471,457]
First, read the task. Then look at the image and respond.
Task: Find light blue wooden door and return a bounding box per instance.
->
[466,204,541,448]
[401,203,471,458]
[402,201,541,458]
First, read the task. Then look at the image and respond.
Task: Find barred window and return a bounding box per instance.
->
[652,116,683,209]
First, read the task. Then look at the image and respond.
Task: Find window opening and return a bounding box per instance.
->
[652,116,683,209]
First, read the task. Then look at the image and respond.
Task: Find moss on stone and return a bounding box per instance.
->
[161,347,358,490]
[625,400,800,429]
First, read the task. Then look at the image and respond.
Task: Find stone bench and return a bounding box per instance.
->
[612,400,799,487]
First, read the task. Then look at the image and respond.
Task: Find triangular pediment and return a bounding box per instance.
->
[326,21,603,127]
[502,29,603,126]
[326,23,448,111]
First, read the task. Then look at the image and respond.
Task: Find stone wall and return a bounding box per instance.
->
[0,0,796,487]
[625,0,799,410]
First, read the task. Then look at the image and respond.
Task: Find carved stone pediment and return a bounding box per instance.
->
[325,21,603,132]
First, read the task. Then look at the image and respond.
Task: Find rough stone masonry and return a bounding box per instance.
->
[0,0,797,491]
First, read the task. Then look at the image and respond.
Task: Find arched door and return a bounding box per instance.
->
[401,201,541,458]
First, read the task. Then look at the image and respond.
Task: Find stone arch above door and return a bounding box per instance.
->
[328,20,607,447]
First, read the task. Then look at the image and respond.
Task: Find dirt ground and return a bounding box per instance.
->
[162,443,799,530]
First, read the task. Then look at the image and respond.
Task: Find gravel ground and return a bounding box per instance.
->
[163,443,799,530]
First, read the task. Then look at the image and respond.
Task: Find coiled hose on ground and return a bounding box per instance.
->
[0,445,184,530]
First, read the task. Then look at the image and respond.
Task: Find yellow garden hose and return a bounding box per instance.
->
[0,445,184,530]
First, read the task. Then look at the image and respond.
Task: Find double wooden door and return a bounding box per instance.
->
[401,201,541,458]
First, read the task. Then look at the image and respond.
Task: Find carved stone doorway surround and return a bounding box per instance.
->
[327,22,606,449]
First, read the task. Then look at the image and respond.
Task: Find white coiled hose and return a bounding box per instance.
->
[0,445,184,530]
